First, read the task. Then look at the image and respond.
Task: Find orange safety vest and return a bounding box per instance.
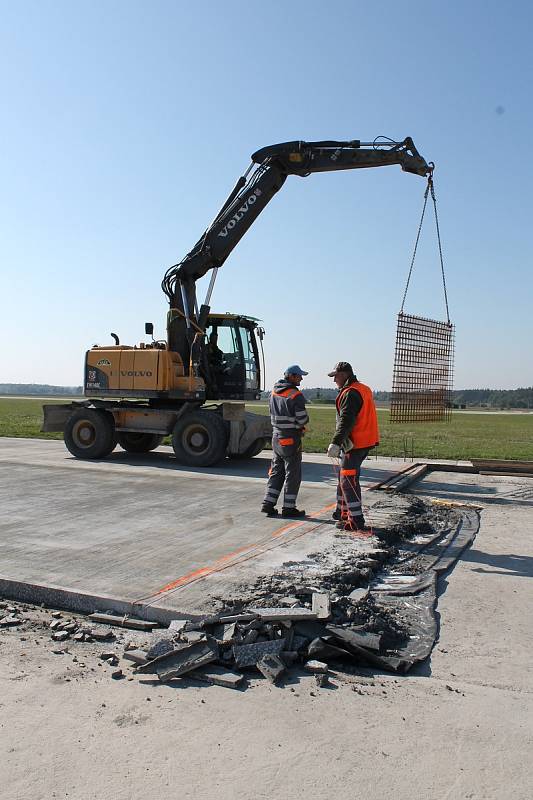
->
[335,381,379,449]
[272,387,303,400]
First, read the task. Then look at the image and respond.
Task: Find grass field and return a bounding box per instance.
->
[1,397,532,461]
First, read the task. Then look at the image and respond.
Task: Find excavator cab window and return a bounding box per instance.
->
[204,317,260,400]
[240,326,259,390]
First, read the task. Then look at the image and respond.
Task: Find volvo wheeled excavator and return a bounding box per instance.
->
[43,137,430,466]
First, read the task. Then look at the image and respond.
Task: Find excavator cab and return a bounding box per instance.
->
[203,314,263,401]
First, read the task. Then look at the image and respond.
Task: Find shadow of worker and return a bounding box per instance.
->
[461,547,533,578]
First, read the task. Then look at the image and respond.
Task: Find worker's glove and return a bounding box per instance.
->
[327,443,341,459]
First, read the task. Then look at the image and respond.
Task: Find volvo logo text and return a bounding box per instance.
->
[218,188,263,237]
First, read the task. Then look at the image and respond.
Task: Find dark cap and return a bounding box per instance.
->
[327,361,353,377]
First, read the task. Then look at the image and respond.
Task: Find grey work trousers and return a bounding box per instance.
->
[335,447,369,522]
[263,432,302,509]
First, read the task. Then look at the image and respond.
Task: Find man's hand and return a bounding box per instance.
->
[327,443,341,459]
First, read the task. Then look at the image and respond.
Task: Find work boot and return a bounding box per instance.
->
[281,507,306,518]
[342,517,371,534]
[261,503,279,517]
[332,509,342,520]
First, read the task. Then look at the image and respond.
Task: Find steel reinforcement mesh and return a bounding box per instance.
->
[390,312,455,423]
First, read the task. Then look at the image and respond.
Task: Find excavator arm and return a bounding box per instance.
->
[250,137,429,177]
[162,137,430,359]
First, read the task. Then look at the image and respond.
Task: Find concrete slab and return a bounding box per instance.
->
[0,438,401,616]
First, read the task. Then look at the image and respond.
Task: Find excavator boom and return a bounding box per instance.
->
[162,136,430,363]
[251,137,429,176]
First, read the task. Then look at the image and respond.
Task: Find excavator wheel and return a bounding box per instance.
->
[171,410,228,467]
[117,432,164,454]
[64,408,117,460]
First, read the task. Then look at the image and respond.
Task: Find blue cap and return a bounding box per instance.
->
[284,364,308,377]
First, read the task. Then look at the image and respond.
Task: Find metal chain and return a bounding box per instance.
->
[400,179,430,313]
[400,165,450,323]
[429,174,451,323]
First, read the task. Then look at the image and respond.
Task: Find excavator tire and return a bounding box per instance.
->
[171,410,228,467]
[117,433,164,453]
[228,438,268,459]
[64,408,117,460]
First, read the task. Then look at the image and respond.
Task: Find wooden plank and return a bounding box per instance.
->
[390,463,429,491]
[368,462,423,491]
[472,458,533,471]
[429,463,477,473]
[372,463,479,488]
[479,470,533,477]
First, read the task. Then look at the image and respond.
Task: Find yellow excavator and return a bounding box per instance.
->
[43,136,430,466]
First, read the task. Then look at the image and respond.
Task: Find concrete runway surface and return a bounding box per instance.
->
[0,438,400,616]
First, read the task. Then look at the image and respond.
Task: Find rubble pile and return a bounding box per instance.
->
[0,592,410,691]
[126,609,325,688]
[124,583,412,690]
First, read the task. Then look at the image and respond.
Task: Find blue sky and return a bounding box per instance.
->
[1,0,531,390]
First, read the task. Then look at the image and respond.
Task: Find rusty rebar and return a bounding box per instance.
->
[390,312,455,424]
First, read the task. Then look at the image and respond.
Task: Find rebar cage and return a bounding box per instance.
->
[390,312,455,423]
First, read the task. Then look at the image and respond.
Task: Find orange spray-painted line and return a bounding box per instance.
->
[141,517,332,606]
[136,501,337,605]
[272,503,336,539]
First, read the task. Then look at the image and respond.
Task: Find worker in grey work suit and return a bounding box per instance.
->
[261,365,309,518]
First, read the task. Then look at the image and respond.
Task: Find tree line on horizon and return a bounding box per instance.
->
[0,384,83,396]
[302,387,533,409]
[1,383,532,409]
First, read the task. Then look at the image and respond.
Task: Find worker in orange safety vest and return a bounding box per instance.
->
[326,361,379,532]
